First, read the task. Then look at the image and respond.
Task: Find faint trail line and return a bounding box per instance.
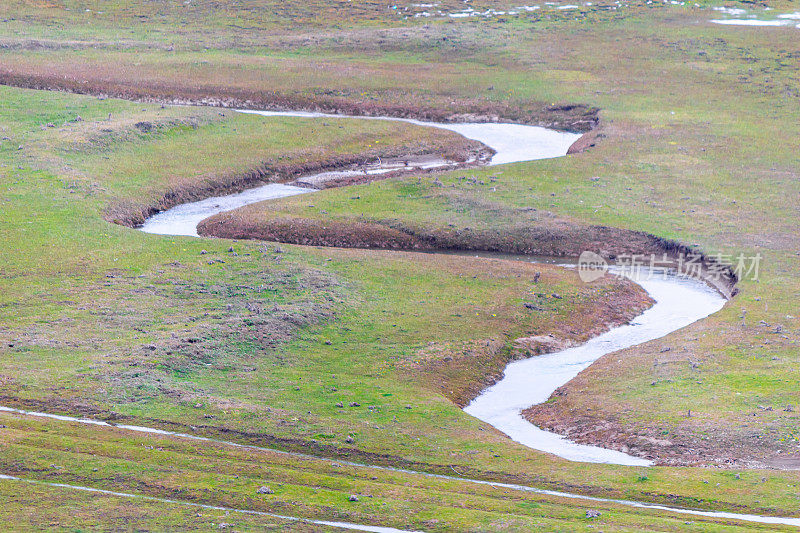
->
[0,474,420,533]
[2,405,800,528]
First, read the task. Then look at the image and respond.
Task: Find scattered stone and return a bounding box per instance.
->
[348,495,359,502]
[346,435,355,443]
[735,473,741,479]
[551,293,562,299]
[586,509,601,519]
[349,402,360,407]
[256,485,274,494]
[274,247,284,254]
[533,272,541,283]
[336,402,344,408]
[193,403,203,409]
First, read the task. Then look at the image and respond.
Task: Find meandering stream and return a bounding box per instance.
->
[4,109,798,529]
[142,110,725,466]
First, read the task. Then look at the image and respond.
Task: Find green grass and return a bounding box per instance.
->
[185,2,800,468]
[2,0,800,530]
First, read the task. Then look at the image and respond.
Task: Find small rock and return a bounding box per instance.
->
[586,509,601,519]
[256,485,274,494]
[346,435,355,443]
[349,402,360,407]
[348,495,359,502]
[193,403,203,409]
[335,402,344,408]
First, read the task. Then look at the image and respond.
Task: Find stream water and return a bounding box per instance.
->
[139,110,725,467]
[5,109,795,529]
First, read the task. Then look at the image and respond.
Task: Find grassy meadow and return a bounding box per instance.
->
[0,0,800,530]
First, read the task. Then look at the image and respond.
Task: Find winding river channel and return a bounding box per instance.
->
[6,110,798,529]
[142,110,725,467]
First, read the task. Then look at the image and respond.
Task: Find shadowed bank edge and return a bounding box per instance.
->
[86,110,800,526]
[2,102,773,528]
[144,109,732,467]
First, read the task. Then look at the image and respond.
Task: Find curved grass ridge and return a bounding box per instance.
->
[0,69,599,133]
[3,405,800,528]
[198,193,738,297]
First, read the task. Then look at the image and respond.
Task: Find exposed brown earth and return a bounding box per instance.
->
[567,128,604,155]
[525,401,800,469]
[197,207,737,295]
[108,139,488,228]
[404,271,654,408]
[0,69,599,132]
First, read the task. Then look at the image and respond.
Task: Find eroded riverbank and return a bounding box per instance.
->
[139,109,730,467]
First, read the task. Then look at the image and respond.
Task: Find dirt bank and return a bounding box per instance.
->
[524,399,800,469]
[404,271,654,408]
[108,141,490,228]
[0,69,598,133]
[567,128,604,154]
[197,210,737,296]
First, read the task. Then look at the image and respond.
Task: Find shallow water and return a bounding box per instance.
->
[236,109,582,166]
[137,111,724,467]
[465,269,725,466]
[711,10,800,28]
[140,183,310,237]
[140,110,580,237]
[711,18,799,27]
